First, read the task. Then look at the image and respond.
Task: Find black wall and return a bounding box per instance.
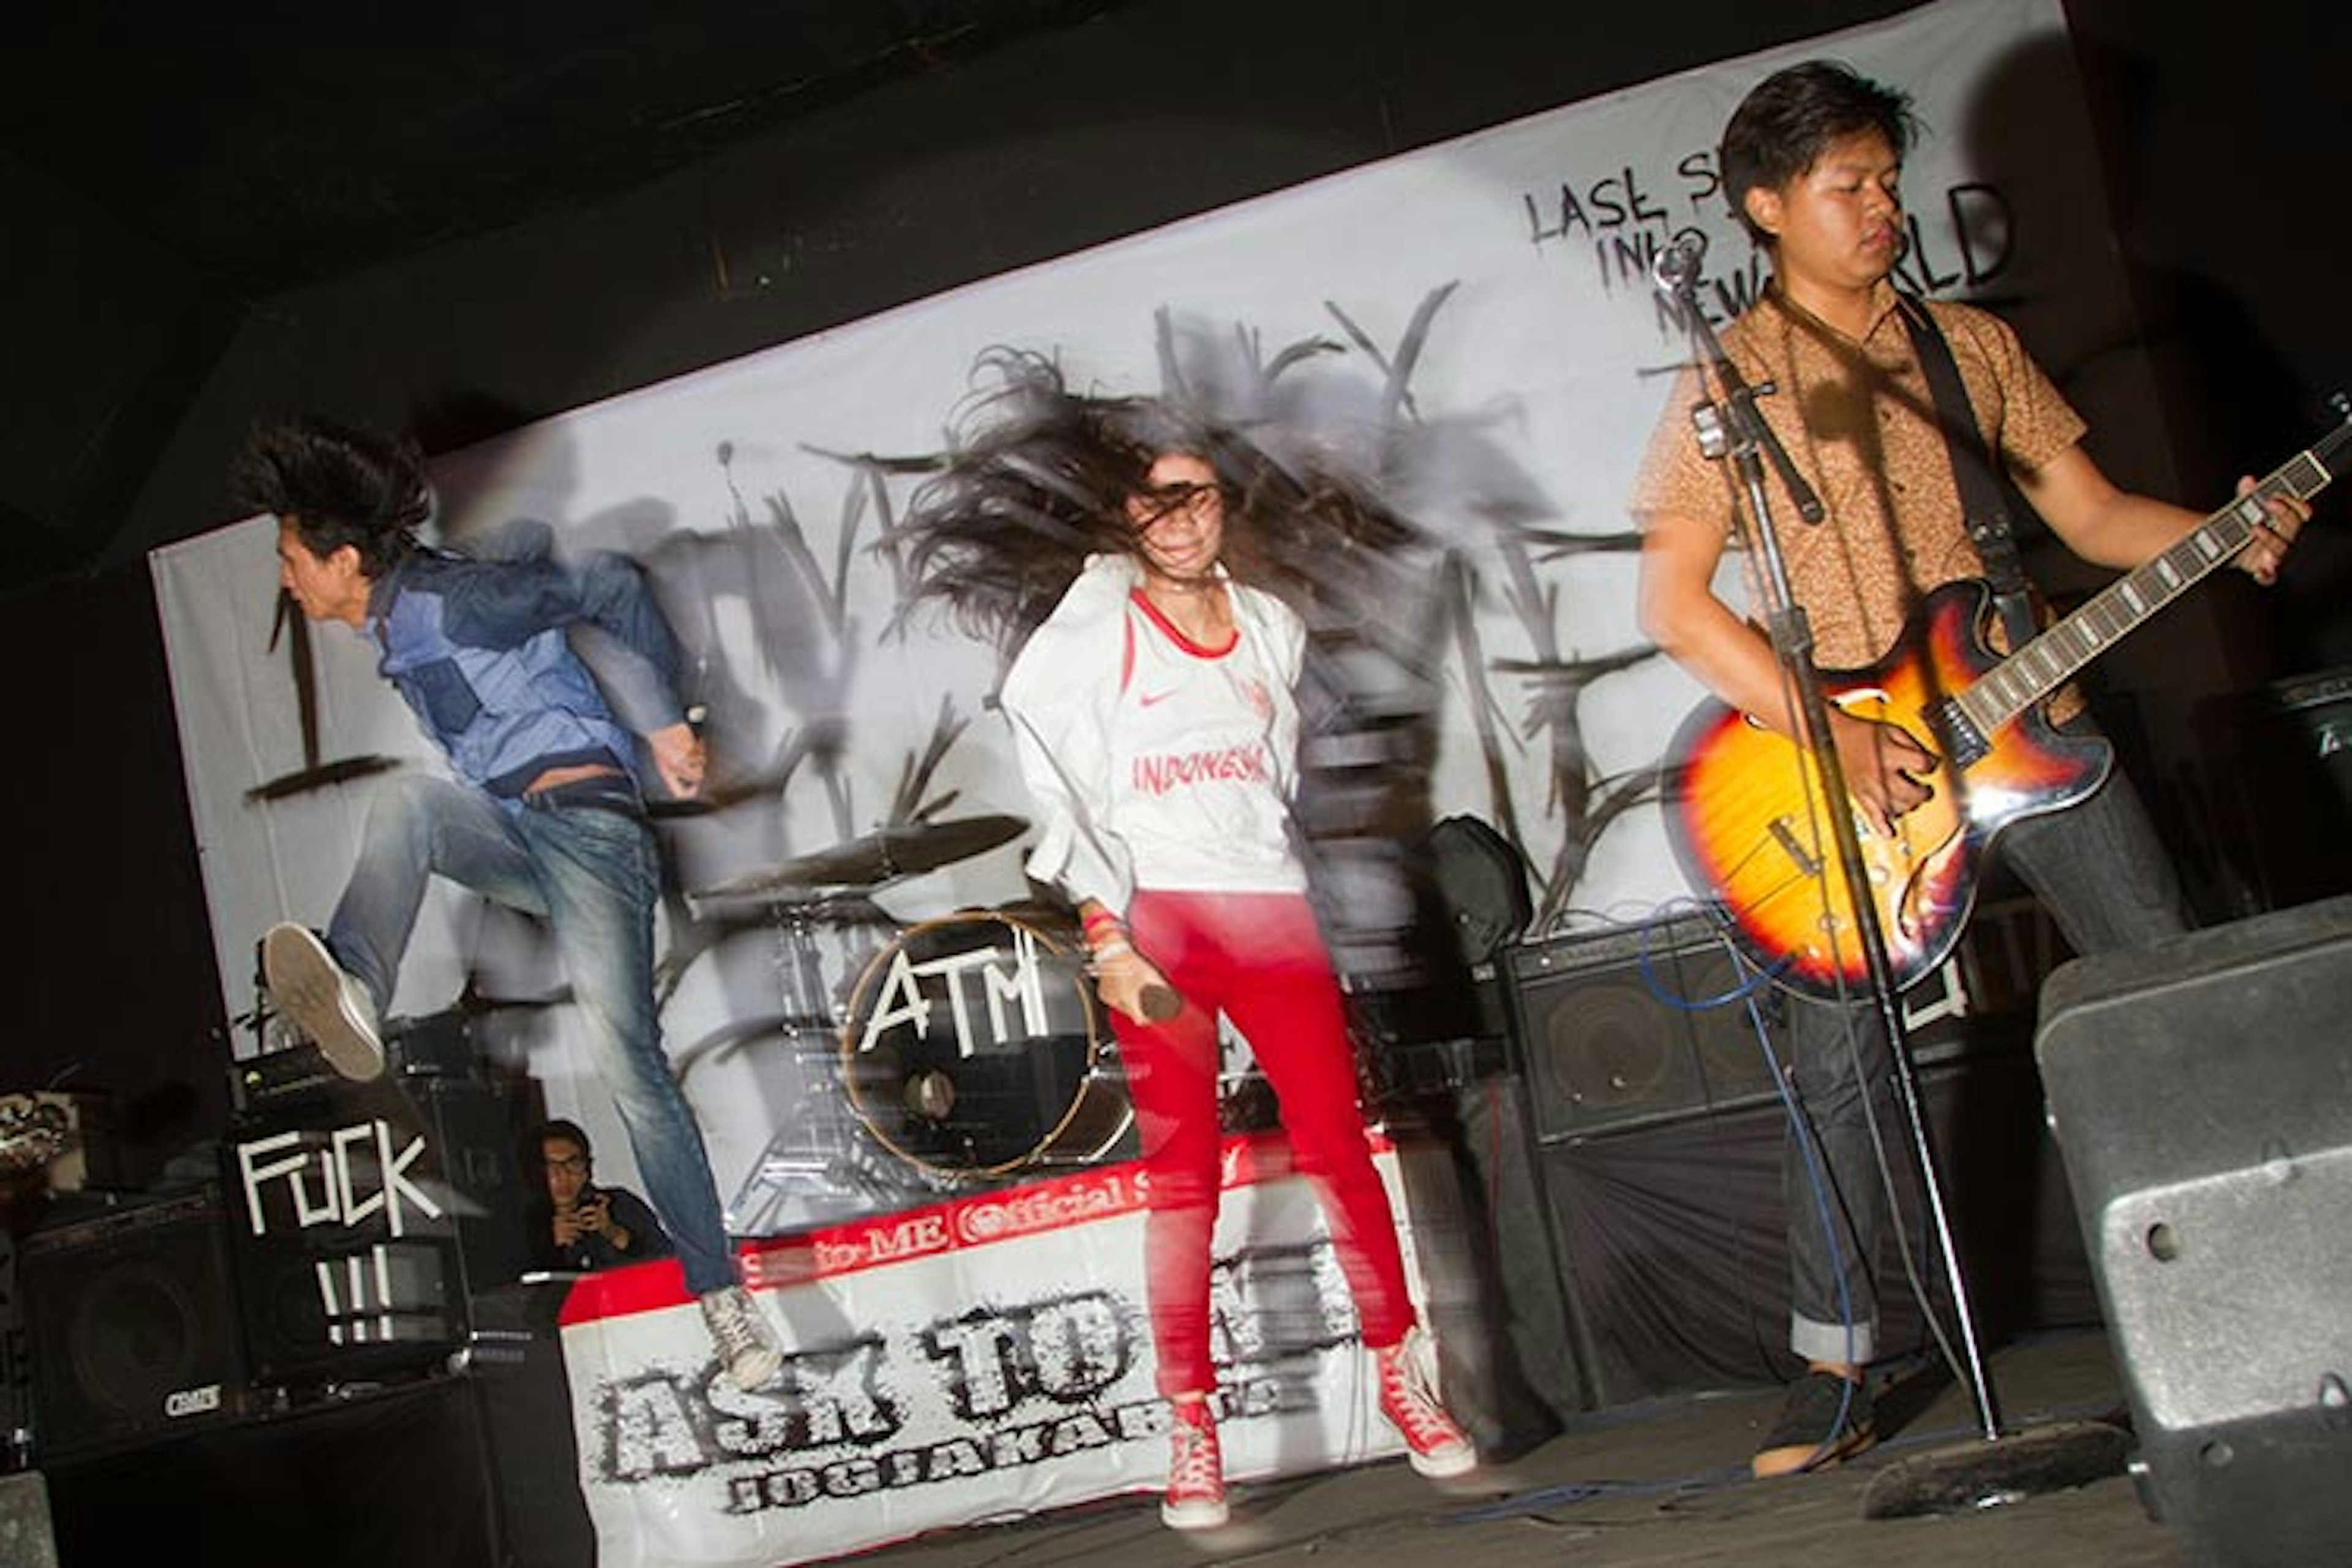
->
[2,0,2344,1186]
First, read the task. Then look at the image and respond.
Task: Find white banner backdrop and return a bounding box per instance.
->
[556,1136,1452,1568]
[153,0,2121,1224]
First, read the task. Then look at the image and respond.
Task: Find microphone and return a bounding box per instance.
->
[1651,232,1708,295]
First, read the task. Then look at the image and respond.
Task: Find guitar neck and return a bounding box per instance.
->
[1960,417,2352,737]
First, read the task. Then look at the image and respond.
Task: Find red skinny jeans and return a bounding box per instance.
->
[1115,888,1417,1398]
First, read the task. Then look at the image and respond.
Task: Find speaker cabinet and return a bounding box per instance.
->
[1501,913,1785,1142]
[225,1063,527,1390]
[18,1189,249,1461]
[43,1377,507,1568]
[2197,669,2352,913]
[1476,911,2095,1415]
[2037,893,2352,1568]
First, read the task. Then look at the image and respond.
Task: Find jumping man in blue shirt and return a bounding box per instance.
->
[231,413,781,1390]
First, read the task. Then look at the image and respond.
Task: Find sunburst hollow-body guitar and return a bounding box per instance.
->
[1665,405,2350,1000]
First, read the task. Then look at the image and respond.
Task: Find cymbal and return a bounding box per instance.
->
[690,891,889,931]
[693,814,1028,902]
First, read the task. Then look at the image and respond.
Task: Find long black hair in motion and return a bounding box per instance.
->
[886,348,1423,654]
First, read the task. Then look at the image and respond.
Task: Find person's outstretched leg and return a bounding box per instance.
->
[522,799,778,1390]
[269,775,537,1080]
[1213,892,1475,1480]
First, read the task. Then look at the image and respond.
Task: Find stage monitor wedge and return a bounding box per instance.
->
[2036,893,2352,1568]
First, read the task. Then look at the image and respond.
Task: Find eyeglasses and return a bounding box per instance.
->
[546,1155,589,1174]
[1132,481,1226,530]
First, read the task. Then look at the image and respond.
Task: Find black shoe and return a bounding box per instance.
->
[1753,1369,1875,1478]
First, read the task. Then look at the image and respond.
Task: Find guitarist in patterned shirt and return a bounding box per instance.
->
[1629,60,2306,1480]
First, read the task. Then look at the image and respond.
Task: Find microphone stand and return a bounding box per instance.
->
[1656,259,2121,1513]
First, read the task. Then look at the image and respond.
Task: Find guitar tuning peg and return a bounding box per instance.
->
[2328,391,2351,423]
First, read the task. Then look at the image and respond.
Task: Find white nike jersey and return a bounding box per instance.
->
[1102,588,1306,894]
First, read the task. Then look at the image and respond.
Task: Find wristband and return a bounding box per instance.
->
[1090,938,1134,962]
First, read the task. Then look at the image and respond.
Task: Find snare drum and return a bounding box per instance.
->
[839,909,1132,1180]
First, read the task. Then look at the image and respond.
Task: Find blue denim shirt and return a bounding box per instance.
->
[367,546,687,799]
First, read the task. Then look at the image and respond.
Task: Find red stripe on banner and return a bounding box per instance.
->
[556,1256,693,1327]
[557,1129,1392,1324]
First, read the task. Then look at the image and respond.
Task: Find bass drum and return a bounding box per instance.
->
[839,908,1133,1180]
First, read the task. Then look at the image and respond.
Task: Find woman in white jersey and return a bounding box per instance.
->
[900,358,1475,1530]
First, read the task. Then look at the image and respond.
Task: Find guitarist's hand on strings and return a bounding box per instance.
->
[1833,709,1937,839]
[2234,477,2307,587]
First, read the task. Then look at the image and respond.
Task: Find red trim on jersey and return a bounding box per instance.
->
[1128,588,1239,658]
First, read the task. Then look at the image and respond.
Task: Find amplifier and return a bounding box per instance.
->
[224,1069,529,1389]
[230,1011,481,1115]
[1501,913,1785,1142]
[19,1189,251,1460]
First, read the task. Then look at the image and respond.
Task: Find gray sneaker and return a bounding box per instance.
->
[262,924,384,1081]
[699,1285,782,1390]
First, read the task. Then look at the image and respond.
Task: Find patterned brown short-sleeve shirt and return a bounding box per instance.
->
[1629,281,2086,673]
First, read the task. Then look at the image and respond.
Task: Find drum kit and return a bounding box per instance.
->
[676,814,1139,1231]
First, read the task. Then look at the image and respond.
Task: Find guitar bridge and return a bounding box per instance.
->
[1768,817,1822,878]
[1928,696,1988,770]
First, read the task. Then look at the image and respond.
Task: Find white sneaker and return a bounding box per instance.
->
[699,1285,782,1390]
[263,924,384,1081]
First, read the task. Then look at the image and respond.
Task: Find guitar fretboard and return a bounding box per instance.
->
[1958,423,2350,738]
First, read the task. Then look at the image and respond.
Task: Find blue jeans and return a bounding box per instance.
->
[326,774,739,1297]
[1781,766,2191,1366]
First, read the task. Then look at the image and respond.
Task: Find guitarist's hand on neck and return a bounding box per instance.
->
[2233,474,2307,587]
[1834,709,1937,839]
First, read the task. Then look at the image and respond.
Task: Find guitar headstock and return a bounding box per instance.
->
[2306,393,2352,477]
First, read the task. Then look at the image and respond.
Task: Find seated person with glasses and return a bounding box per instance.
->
[527,1118,675,1274]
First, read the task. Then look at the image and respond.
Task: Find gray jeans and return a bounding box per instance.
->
[1781,765,2192,1366]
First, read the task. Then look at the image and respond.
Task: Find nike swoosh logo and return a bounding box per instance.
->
[1137,688,1179,707]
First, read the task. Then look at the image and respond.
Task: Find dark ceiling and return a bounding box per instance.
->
[5,2,2344,613]
[3,2,1126,301]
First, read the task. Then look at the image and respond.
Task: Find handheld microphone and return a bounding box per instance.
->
[1651,232,1708,295]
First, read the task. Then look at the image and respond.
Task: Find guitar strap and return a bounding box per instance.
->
[1897,297,2043,653]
